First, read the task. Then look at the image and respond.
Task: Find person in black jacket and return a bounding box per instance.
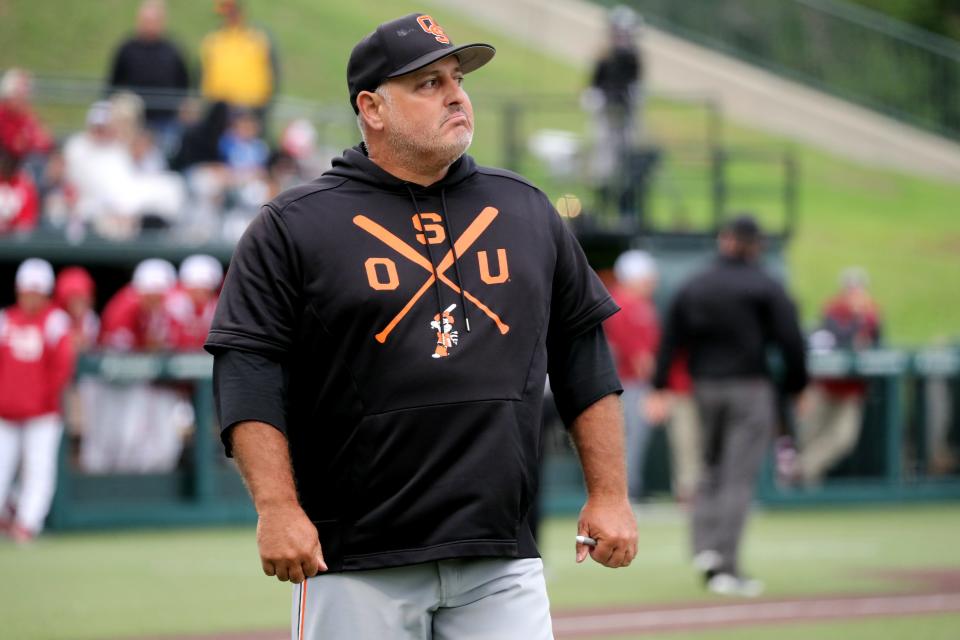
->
[648,215,808,597]
[206,13,637,639]
[586,6,644,217]
[107,0,189,152]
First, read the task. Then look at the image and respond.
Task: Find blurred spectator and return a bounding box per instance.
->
[585,6,644,216]
[649,215,808,597]
[217,108,270,240]
[108,91,147,149]
[0,69,54,167]
[107,0,190,155]
[55,267,99,353]
[262,118,330,200]
[62,101,135,237]
[54,267,99,469]
[172,101,232,241]
[167,254,223,350]
[795,267,882,487]
[279,117,331,180]
[200,0,279,118]
[35,148,80,237]
[109,92,186,231]
[265,149,299,200]
[99,258,179,351]
[174,104,268,241]
[171,100,230,171]
[219,108,269,178]
[63,101,185,238]
[130,128,168,174]
[109,91,173,175]
[0,143,39,234]
[83,259,187,473]
[0,259,74,543]
[603,249,659,501]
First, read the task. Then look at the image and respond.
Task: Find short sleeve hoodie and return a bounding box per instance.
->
[206,146,617,571]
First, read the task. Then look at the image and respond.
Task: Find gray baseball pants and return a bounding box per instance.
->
[292,557,554,640]
[691,378,775,575]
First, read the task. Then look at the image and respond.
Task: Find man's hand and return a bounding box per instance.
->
[567,394,639,569]
[230,421,327,584]
[257,502,327,583]
[644,390,671,426]
[576,496,638,568]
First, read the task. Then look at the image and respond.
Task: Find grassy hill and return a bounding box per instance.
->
[0,0,573,103]
[2,0,958,343]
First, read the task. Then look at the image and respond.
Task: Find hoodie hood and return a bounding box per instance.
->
[326,144,483,335]
[327,144,478,193]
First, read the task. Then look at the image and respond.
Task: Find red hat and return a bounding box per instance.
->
[55,266,95,305]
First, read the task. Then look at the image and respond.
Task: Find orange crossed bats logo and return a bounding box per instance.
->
[353,206,510,344]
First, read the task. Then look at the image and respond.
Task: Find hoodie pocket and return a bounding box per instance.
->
[344,400,532,557]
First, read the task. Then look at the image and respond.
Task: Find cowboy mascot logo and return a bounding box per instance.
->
[430,304,459,358]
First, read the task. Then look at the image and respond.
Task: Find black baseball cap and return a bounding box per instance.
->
[347,13,495,114]
[722,214,763,241]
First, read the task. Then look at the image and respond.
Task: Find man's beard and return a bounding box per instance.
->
[385,110,474,172]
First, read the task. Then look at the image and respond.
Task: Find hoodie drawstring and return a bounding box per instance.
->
[403,185,472,335]
[405,187,445,325]
[440,189,471,333]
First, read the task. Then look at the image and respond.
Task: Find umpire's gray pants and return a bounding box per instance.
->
[691,378,775,575]
[292,557,553,640]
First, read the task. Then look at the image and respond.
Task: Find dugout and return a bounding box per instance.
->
[6,222,956,530]
[755,346,960,506]
[47,353,254,530]
[0,230,233,312]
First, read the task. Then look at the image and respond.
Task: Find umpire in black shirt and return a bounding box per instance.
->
[649,214,808,597]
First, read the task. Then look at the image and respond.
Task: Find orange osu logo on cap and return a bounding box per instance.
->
[417,15,450,44]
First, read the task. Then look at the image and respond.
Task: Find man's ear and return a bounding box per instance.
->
[357,91,385,132]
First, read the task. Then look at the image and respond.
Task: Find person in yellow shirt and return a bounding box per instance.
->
[200,0,279,116]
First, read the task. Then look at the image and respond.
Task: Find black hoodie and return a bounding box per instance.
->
[206,146,618,571]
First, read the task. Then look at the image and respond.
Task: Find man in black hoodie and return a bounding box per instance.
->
[206,13,637,639]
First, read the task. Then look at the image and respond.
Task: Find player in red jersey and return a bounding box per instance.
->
[0,259,74,542]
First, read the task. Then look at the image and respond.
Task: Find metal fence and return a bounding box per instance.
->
[603,0,960,140]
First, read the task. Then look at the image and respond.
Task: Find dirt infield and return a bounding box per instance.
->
[139,570,960,640]
[552,591,960,637]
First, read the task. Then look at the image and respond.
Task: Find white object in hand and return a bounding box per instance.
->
[576,535,597,547]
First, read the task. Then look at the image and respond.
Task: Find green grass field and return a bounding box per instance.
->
[1,504,959,639]
[2,6,958,639]
[591,617,960,640]
[2,0,959,342]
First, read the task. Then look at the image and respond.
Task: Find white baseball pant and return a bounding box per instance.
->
[0,413,63,534]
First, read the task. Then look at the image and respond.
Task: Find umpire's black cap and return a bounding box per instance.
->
[722,214,763,241]
[347,13,495,114]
